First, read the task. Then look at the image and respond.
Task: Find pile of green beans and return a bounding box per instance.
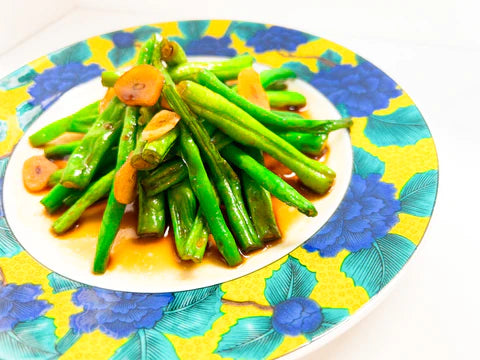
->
[28,34,351,274]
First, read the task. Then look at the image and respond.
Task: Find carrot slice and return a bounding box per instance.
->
[237,67,270,110]
[114,64,164,106]
[141,110,181,142]
[99,87,116,113]
[23,155,59,192]
[113,153,137,204]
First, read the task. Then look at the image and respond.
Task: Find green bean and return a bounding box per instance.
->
[240,148,281,242]
[167,179,197,258]
[260,68,296,89]
[131,106,159,170]
[271,110,304,119]
[48,169,63,187]
[141,126,179,166]
[52,170,115,234]
[29,101,99,146]
[179,124,242,266]
[40,184,82,214]
[169,54,254,82]
[276,131,327,155]
[137,184,166,237]
[61,97,126,189]
[101,71,121,87]
[44,141,81,159]
[183,210,209,262]
[93,106,138,274]
[156,56,262,253]
[178,80,335,194]
[218,141,317,216]
[267,91,306,108]
[185,70,338,132]
[141,157,188,197]
[161,39,187,67]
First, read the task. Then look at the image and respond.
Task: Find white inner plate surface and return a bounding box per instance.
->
[3,59,352,293]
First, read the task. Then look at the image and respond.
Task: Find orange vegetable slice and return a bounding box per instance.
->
[141,110,181,142]
[113,153,137,204]
[160,95,173,110]
[237,67,270,110]
[99,87,116,113]
[114,64,164,107]
[23,155,59,192]
[53,159,68,169]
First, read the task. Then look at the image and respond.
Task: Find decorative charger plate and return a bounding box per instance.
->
[0,20,438,360]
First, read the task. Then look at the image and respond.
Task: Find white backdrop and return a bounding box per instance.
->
[0,1,478,359]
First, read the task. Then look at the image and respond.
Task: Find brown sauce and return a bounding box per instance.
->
[44,109,330,272]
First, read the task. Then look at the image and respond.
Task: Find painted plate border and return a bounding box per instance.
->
[0,20,438,360]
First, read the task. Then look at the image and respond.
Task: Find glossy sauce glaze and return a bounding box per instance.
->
[47,109,331,272]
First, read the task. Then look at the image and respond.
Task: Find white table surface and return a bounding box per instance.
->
[1,1,478,359]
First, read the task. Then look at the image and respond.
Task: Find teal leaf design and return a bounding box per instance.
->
[317,50,342,72]
[0,217,22,258]
[110,329,178,360]
[49,42,92,65]
[341,234,416,296]
[156,285,223,338]
[355,54,367,65]
[265,256,317,306]
[47,273,83,294]
[16,101,43,130]
[0,65,37,90]
[178,20,210,40]
[353,146,385,178]
[108,47,136,68]
[399,170,438,217]
[282,61,314,82]
[336,103,350,118]
[0,158,9,177]
[133,26,161,41]
[227,22,267,40]
[364,105,431,147]
[304,308,349,340]
[215,316,283,360]
[0,121,7,142]
[0,317,59,360]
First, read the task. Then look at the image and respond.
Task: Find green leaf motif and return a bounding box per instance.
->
[0,65,37,90]
[178,20,210,40]
[110,329,178,360]
[0,217,22,258]
[341,234,416,297]
[215,316,283,360]
[282,61,314,82]
[364,105,431,147]
[226,21,267,40]
[304,308,349,341]
[155,285,224,338]
[317,49,342,72]
[0,317,59,360]
[353,146,385,178]
[49,42,92,65]
[108,47,136,68]
[399,170,438,217]
[47,273,83,294]
[265,256,317,306]
[133,26,161,41]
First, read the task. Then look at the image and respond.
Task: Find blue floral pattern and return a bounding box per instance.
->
[246,26,310,53]
[185,36,237,57]
[272,297,323,336]
[304,174,401,257]
[27,63,101,109]
[0,284,52,331]
[310,62,402,117]
[70,288,173,339]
